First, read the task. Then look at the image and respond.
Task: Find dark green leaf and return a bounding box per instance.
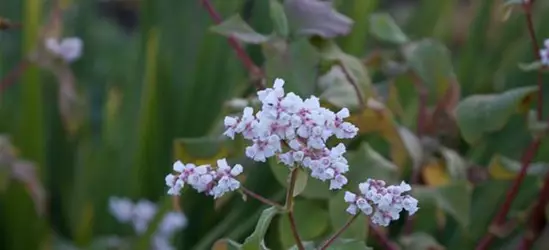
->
[346,143,399,187]
[329,191,367,240]
[278,200,330,249]
[398,232,444,250]
[323,239,373,250]
[455,86,537,144]
[269,0,289,37]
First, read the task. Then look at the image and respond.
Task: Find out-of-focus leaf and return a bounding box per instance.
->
[440,147,468,180]
[398,126,423,170]
[347,99,408,169]
[51,64,84,136]
[422,160,450,187]
[86,236,130,250]
[369,13,409,44]
[10,160,46,215]
[173,137,232,165]
[398,232,445,250]
[262,38,319,95]
[346,143,398,187]
[455,86,537,144]
[518,61,543,72]
[284,0,353,38]
[413,181,472,229]
[278,200,330,249]
[242,206,279,250]
[269,158,332,199]
[289,242,317,250]
[314,39,373,110]
[210,15,270,44]
[329,191,367,240]
[322,239,373,250]
[212,239,243,250]
[488,154,548,180]
[269,0,289,37]
[403,39,456,101]
[527,109,549,138]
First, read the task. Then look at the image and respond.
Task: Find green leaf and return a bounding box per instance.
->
[402,39,456,101]
[527,109,549,138]
[269,158,333,199]
[440,147,468,180]
[288,242,317,250]
[293,168,308,197]
[263,38,320,95]
[518,61,543,72]
[369,13,409,44]
[314,39,373,110]
[488,154,548,179]
[455,86,537,144]
[346,143,399,188]
[242,206,280,250]
[398,126,424,170]
[278,200,330,249]
[412,181,472,229]
[284,0,353,38]
[323,239,373,250]
[173,136,233,165]
[398,232,444,250]
[269,0,289,37]
[212,239,243,250]
[329,191,367,240]
[210,15,270,44]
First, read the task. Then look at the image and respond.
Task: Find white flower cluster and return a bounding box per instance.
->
[344,179,419,226]
[109,197,187,250]
[540,39,549,66]
[223,78,358,189]
[45,37,83,63]
[165,158,243,198]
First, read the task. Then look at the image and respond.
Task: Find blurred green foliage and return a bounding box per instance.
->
[1,0,549,249]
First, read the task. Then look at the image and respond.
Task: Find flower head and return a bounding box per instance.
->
[344,179,418,227]
[223,78,358,189]
[165,158,243,199]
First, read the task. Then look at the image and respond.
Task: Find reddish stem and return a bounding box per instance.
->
[476,1,545,249]
[335,61,365,108]
[369,223,398,250]
[0,60,30,94]
[200,0,265,90]
[285,168,304,250]
[318,214,359,250]
[475,139,541,250]
[241,186,284,209]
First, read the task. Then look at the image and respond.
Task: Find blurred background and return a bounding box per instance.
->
[2,0,549,249]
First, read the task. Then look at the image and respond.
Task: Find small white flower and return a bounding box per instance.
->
[109,197,134,223]
[45,37,83,63]
[343,179,419,227]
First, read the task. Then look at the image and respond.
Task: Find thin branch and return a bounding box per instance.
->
[318,214,359,250]
[285,168,304,250]
[0,60,30,94]
[476,1,545,249]
[335,61,365,108]
[369,223,398,250]
[241,186,284,209]
[475,139,541,249]
[200,0,265,90]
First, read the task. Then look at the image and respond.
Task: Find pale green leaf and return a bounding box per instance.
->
[242,206,280,250]
[293,168,308,197]
[398,232,444,250]
[346,143,399,187]
[268,158,332,199]
[210,15,270,44]
[518,61,543,72]
[455,86,537,144]
[369,13,409,44]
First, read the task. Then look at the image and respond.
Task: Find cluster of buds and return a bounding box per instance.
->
[109,197,187,250]
[344,179,419,226]
[223,79,358,189]
[165,158,243,198]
